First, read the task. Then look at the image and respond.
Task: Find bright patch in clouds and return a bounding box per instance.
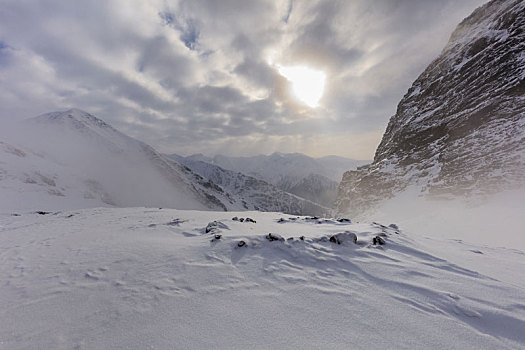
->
[278,66,326,108]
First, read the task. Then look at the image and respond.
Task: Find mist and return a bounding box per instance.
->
[0,114,209,211]
[356,186,525,251]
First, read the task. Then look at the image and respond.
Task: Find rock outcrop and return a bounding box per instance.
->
[335,0,525,216]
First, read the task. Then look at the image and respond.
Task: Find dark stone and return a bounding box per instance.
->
[168,218,184,226]
[330,231,358,245]
[373,236,386,245]
[245,218,256,223]
[329,236,341,244]
[36,211,50,215]
[266,233,284,242]
[237,240,246,247]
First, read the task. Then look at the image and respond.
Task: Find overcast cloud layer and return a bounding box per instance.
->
[0,0,486,159]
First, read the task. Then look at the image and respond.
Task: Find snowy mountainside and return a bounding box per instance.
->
[1,207,524,349]
[0,109,327,215]
[182,152,367,183]
[0,109,234,211]
[168,155,328,216]
[276,172,339,208]
[335,0,525,217]
[174,152,367,207]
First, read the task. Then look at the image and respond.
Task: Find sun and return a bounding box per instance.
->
[278,65,326,108]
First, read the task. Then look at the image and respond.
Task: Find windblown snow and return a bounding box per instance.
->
[1,207,524,349]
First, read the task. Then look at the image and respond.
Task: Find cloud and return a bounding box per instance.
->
[0,0,487,159]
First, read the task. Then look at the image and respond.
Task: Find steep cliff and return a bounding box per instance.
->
[335,0,525,216]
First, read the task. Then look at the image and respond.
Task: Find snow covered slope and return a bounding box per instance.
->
[174,153,368,207]
[1,207,524,349]
[168,155,328,216]
[335,0,525,225]
[0,109,236,212]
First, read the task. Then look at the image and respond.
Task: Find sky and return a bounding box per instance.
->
[0,0,487,159]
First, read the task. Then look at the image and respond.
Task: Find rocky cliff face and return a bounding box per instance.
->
[335,0,525,216]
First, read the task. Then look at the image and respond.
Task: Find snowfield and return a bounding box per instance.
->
[1,207,524,349]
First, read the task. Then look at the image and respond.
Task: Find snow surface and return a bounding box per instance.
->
[357,185,525,251]
[1,207,524,349]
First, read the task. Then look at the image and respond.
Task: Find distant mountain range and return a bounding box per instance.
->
[171,153,368,207]
[0,109,326,215]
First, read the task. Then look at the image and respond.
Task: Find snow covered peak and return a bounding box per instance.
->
[446,0,523,51]
[3,110,331,215]
[30,108,116,133]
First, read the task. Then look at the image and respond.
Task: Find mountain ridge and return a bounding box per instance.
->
[334,0,525,217]
[0,109,325,215]
[173,152,368,207]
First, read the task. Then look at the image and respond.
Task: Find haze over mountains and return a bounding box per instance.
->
[0,109,326,215]
[335,0,525,248]
[171,153,368,207]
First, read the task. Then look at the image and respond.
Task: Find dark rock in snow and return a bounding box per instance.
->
[232,216,239,221]
[329,236,340,244]
[205,220,228,233]
[245,217,256,223]
[388,223,399,230]
[329,231,358,245]
[266,233,284,242]
[167,218,185,226]
[36,211,51,215]
[373,236,386,245]
[237,240,246,247]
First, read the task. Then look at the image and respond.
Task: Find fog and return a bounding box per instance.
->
[0,115,208,211]
[1,114,523,251]
[358,186,525,251]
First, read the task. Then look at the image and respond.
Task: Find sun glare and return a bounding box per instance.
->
[278,65,326,108]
